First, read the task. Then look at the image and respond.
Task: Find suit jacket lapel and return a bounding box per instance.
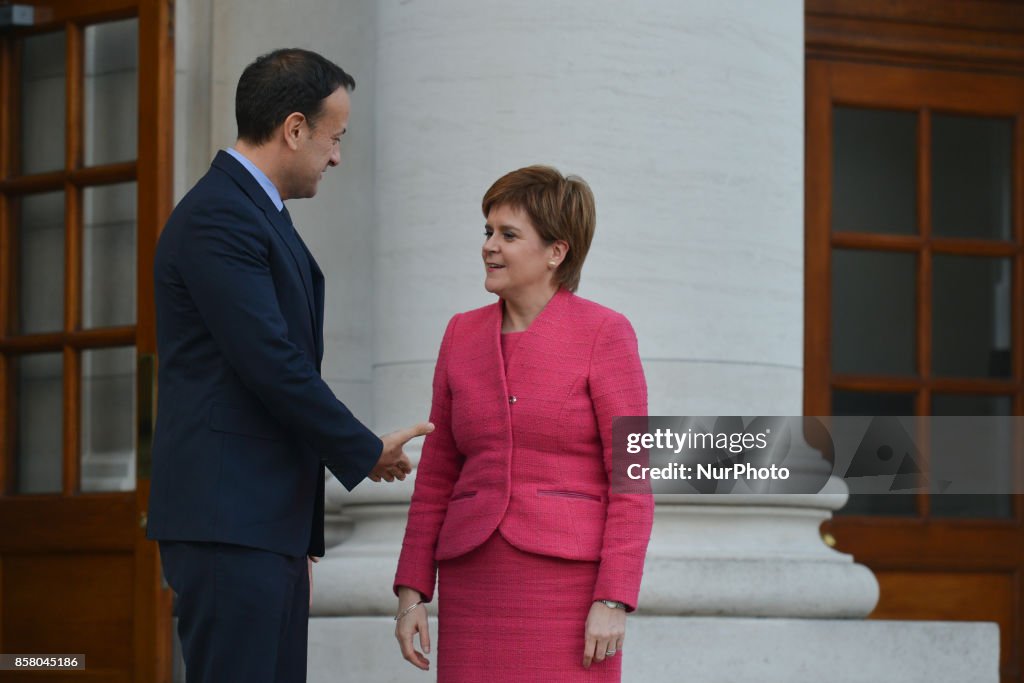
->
[268,207,319,343]
[300,238,326,365]
[212,152,319,350]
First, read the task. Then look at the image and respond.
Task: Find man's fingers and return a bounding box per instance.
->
[391,421,435,444]
[373,423,429,486]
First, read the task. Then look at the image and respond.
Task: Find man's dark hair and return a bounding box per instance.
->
[235,48,355,145]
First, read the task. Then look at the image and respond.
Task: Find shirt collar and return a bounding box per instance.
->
[225,147,284,212]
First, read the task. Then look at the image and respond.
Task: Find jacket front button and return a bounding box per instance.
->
[509,395,517,404]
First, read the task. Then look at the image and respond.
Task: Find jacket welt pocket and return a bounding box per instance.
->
[537,489,603,503]
[449,490,477,502]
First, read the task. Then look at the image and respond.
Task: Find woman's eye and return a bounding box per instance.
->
[483,230,493,238]
[503,233,515,241]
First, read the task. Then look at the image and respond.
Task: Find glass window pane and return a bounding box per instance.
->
[83,183,136,328]
[832,107,917,234]
[832,249,916,376]
[84,19,138,166]
[81,348,136,492]
[17,192,65,334]
[932,393,1013,416]
[14,353,63,494]
[833,390,916,416]
[832,391,918,517]
[929,394,1013,520]
[20,31,65,175]
[931,114,1012,241]
[932,255,1011,378]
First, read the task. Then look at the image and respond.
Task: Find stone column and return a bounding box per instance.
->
[315,0,808,663]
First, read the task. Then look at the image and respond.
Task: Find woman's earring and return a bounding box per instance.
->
[548,260,557,268]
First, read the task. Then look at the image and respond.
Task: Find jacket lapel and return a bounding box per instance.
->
[470,301,511,426]
[212,152,319,350]
[301,239,326,365]
[268,207,319,343]
[500,288,572,381]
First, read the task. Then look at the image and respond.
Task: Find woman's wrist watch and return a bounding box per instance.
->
[597,599,626,610]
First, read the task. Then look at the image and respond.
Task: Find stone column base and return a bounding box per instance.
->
[307,616,998,683]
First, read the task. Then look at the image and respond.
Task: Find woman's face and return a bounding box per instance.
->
[482,204,559,301]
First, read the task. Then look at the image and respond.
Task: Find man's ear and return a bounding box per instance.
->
[282,112,305,151]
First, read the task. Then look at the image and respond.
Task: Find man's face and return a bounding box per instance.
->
[290,87,350,199]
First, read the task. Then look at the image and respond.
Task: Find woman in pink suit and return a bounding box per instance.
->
[394,165,653,682]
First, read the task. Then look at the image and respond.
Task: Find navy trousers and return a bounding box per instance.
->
[159,541,309,683]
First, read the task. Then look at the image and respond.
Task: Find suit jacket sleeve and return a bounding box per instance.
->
[393,314,462,601]
[176,201,382,490]
[589,313,654,611]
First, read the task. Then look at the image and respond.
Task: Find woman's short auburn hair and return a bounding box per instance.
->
[481,165,596,293]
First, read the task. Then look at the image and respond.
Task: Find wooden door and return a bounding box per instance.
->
[807,3,1024,682]
[0,1,173,681]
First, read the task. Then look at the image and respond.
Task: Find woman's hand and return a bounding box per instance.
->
[395,586,431,670]
[583,601,626,668]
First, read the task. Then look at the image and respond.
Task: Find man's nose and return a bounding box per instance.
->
[329,148,341,167]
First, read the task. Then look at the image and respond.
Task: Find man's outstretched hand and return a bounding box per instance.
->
[369,421,434,482]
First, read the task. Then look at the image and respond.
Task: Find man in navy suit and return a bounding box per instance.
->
[147,49,430,682]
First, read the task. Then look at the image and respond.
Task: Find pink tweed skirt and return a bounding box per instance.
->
[436,531,621,683]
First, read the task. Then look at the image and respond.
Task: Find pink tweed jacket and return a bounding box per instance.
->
[394,288,653,610]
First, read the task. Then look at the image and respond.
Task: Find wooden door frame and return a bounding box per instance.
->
[806,2,1024,681]
[135,0,175,678]
[0,1,174,681]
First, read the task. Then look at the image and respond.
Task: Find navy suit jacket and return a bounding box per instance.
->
[146,151,382,558]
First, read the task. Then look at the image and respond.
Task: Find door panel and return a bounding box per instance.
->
[4,553,133,681]
[0,2,173,682]
[808,56,1024,683]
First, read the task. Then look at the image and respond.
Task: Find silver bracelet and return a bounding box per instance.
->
[394,600,424,621]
